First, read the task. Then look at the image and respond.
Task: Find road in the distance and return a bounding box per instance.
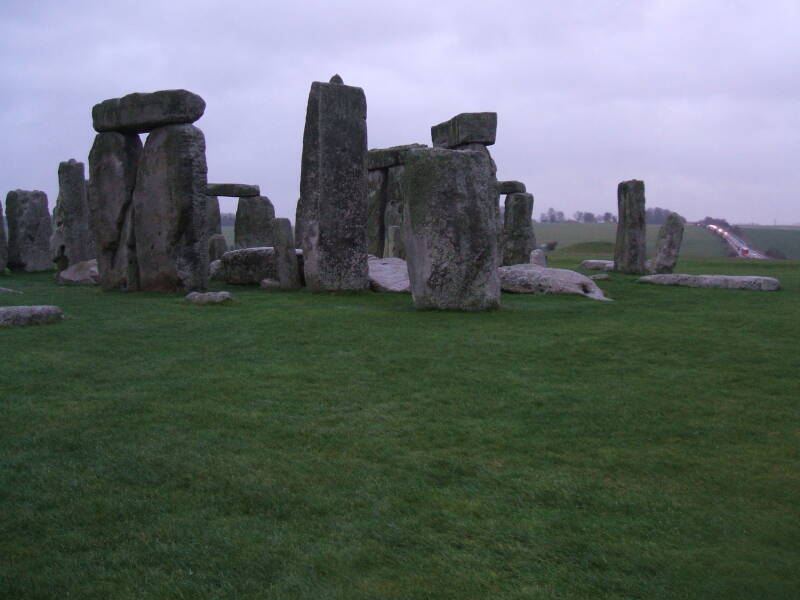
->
[704,224,768,259]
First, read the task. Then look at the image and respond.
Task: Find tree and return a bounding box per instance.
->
[573,211,584,223]
[582,212,596,223]
[602,212,615,223]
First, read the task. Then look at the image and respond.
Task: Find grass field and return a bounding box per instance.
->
[740,227,800,259]
[2,257,799,599]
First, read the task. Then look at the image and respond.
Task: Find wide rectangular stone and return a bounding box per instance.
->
[497,180,526,194]
[6,190,53,272]
[367,144,427,170]
[206,183,260,197]
[92,89,206,134]
[431,112,497,148]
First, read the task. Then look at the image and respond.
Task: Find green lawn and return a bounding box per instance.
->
[536,223,727,258]
[740,227,800,259]
[2,257,799,599]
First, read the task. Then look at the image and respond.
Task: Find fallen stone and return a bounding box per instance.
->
[0,287,23,294]
[56,259,99,285]
[637,274,780,291]
[431,112,497,148]
[614,179,647,274]
[530,249,547,267]
[206,183,260,197]
[88,131,142,291]
[92,89,206,133]
[298,75,369,291]
[185,290,233,304]
[219,247,276,285]
[208,233,228,262]
[499,264,611,301]
[273,218,301,289]
[6,190,53,272]
[235,196,275,249]
[402,147,500,311]
[259,278,281,289]
[0,305,64,328]
[581,259,615,271]
[367,144,428,170]
[368,256,410,293]
[497,180,526,194]
[51,159,95,272]
[652,213,685,274]
[589,273,610,280]
[502,192,535,266]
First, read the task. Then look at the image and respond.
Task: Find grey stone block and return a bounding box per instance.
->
[431,112,497,148]
[92,89,205,134]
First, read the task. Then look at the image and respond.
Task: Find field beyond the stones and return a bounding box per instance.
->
[2,257,799,599]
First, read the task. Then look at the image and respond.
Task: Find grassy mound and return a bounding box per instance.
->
[2,257,799,599]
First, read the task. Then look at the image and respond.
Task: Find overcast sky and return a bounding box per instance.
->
[1,0,797,224]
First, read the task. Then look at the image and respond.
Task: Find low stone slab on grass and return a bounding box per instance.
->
[185,291,233,305]
[580,259,614,271]
[638,274,780,291]
[56,259,99,285]
[0,305,64,327]
[218,248,276,285]
[368,256,410,293]
[0,287,23,295]
[499,264,611,301]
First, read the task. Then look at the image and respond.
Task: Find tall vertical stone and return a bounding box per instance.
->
[273,217,301,289]
[366,169,386,256]
[502,192,536,266]
[133,124,209,292]
[384,225,402,259]
[234,196,275,248]
[298,75,368,291]
[383,165,406,259]
[401,148,500,311]
[88,132,142,290]
[206,194,227,260]
[207,195,222,235]
[6,190,53,272]
[652,212,685,274]
[0,201,7,271]
[614,180,647,274]
[51,159,95,272]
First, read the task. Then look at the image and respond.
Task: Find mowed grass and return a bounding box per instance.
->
[740,226,800,259]
[1,257,799,599]
[537,223,727,258]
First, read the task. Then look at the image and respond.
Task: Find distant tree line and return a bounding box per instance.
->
[538,206,683,224]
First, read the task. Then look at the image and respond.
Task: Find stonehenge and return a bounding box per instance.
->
[272,218,302,289]
[235,196,275,249]
[206,183,259,197]
[6,190,53,272]
[614,179,647,274]
[0,305,64,328]
[92,89,206,133]
[499,264,610,301]
[638,274,780,291]
[652,212,685,274]
[502,192,536,266]
[296,74,369,291]
[51,159,95,272]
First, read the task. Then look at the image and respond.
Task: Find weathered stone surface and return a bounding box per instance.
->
[92,89,205,134]
[614,180,647,274]
[185,290,233,304]
[273,218,301,289]
[0,287,23,294]
[502,192,535,266]
[207,196,222,235]
[209,259,222,280]
[88,132,142,290]
[530,249,547,267]
[259,278,281,289]
[367,144,427,170]
[51,159,95,272]
[208,233,228,261]
[499,264,611,301]
[6,190,53,272]
[638,274,780,291]
[56,259,99,285]
[0,200,7,271]
[431,112,497,148]
[218,247,276,285]
[497,180,526,194]
[580,259,615,271]
[401,147,500,311]
[298,77,369,291]
[133,124,209,292]
[0,305,64,327]
[234,196,275,249]
[366,169,386,257]
[206,183,260,197]
[383,165,405,259]
[652,213,685,274]
[368,256,410,293]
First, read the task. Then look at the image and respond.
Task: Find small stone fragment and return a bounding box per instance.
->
[329,74,344,84]
[637,274,780,291]
[206,183,260,197]
[185,290,233,304]
[92,89,206,133]
[431,112,497,148]
[56,259,99,285]
[0,305,64,327]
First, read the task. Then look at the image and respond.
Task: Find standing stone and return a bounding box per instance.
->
[206,195,227,260]
[207,195,222,235]
[614,180,647,274]
[298,75,368,291]
[652,212,685,274]
[502,192,535,266]
[0,200,7,271]
[273,218,301,289]
[6,190,53,272]
[208,233,228,261]
[384,225,403,259]
[383,165,405,259]
[92,89,206,134]
[133,124,209,292]
[530,249,547,267]
[366,169,386,257]
[51,159,95,272]
[401,148,500,311]
[234,196,275,248]
[88,132,142,290]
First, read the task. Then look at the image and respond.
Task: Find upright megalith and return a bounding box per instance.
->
[272,218,301,289]
[401,147,500,311]
[297,74,369,291]
[235,196,275,248]
[384,225,402,259]
[614,180,647,274]
[133,124,209,292]
[0,201,7,271]
[502,192,536,266]
[366,169,387,256]
[88,132,142,290]
[206,195,228,260]
[6,190,53,272]
[652,212,685,274]
[92,89,205,133]
[51,159,95,272]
